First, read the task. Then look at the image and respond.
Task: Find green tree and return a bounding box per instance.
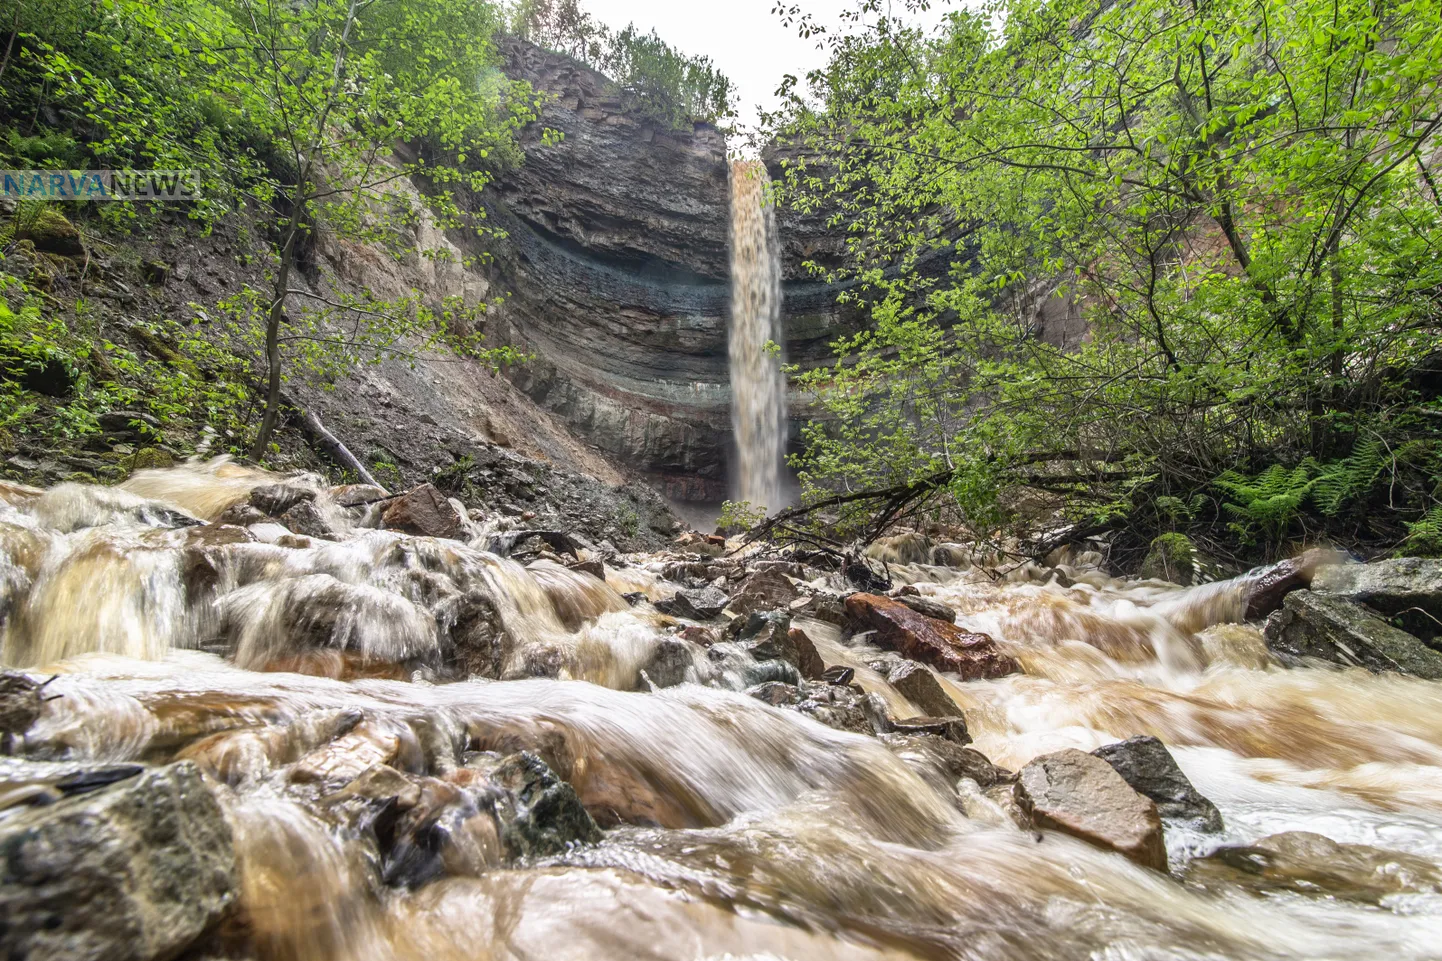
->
[506,0,736,127]
[764,0,1442,556]
[0,0,537,459]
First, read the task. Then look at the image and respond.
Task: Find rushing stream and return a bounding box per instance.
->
[2,462,1442,959]
[727,159,787,513]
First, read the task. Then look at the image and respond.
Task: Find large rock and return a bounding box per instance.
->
[844,593,1019,679]
[1242,548,1335,619]
[0,761,237,961]
[1016,749,1167,870]
[656,586,729,620]
[724,610,796,664]
[1091,736,1222,832]
[1263,590,1442,679]
[488,751,603,858]
[381,484,465,540]
[1187,831,1442,904]
[726,570,800,616]
[787,627,826,680]
[1139,533,1195,585]
[1311,558,1442,642]
[887,660,964,719]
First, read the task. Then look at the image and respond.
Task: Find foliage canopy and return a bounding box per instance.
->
[764,0,1442,562]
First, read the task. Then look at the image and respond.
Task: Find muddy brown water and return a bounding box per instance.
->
[2,461,1441,959]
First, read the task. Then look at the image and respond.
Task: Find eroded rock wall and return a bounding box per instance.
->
[486,39,864,503]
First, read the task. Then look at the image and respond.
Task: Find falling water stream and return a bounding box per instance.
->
[3,462,1442,960]
[727,159,787,513]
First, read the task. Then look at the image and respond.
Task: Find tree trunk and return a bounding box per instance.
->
[251,215,300,460]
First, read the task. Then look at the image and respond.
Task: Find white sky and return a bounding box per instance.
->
[582,1,953,135]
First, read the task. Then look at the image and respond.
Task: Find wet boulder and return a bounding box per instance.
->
[1242,548,1337,619]
[881,735,1011,791]
[893,593,958,623]
[1311,558,1442,642]
[790,681,888,733]
[487,751,603,858]
[747,680,801,707]
[845,593,1019,680]
[438,590,510,680]
[1091,736,1222,832]
[382,484,466,540]
[1016,749,1167,870]
[724,610,797,664]
[1262,590,1442,679]
[886,714,970,745]
[786,627,827,680]
[640,636,695,689]
[0,761,237,961]
[247,482,316,517]
[331,483,388,507]
[887,660,964,719]
[656,585,730,620]
[794,593,848,626]
[1187,831,1442,904]
[290,721,419,787]
[278,499,337,540]
[566,558,606,580]
[726,569,800,616]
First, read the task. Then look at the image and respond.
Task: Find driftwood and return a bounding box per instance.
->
[280,392,386,492]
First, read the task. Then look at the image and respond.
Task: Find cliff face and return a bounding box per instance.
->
[486,39,863,503]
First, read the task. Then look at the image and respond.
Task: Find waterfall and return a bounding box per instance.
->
[727,159,787,513]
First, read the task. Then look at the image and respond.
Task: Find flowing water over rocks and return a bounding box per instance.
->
[2,461,1442,959]
[727,160,787,512]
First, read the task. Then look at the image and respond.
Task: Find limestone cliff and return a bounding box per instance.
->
[486,39,864,503]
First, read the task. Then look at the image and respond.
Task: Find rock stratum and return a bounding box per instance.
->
[484,39,862,503]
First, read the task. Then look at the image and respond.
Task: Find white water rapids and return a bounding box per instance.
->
[2,461,1441,959]
[727,159,787,513]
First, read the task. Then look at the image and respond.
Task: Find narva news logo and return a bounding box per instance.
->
[1,170,200,201]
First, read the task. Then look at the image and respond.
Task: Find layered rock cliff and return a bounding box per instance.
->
[485,39,864,503]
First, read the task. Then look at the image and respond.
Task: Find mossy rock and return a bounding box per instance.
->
[1141,533,1196,585]
[122,447,175,476]
[23,208,84,257]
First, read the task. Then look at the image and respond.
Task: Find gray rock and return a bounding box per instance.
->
[0,671,54,751]
[880,734,1011,789]
[0,761,237,961]
[1312,558,1442,642]
[489,751,602,858]
[278,500,336,540]
[1263,590,1442,679]
[656,586,729,620]
[248,482,316,517]
[382,484,466,540]
[727,570,800,616]
[641,637,694,689]
[1091,736,1223,832]
[1016,749,1167,870]
[724,610,796,664]
[895,595,958,623]
[888,715,970,745]
[887,661,963,719]
[1187,831,1442,904]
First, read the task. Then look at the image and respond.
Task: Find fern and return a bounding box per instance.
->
[1401,505,1442,558]
[1312,438,1388,516]
[1215,463,1318,544]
